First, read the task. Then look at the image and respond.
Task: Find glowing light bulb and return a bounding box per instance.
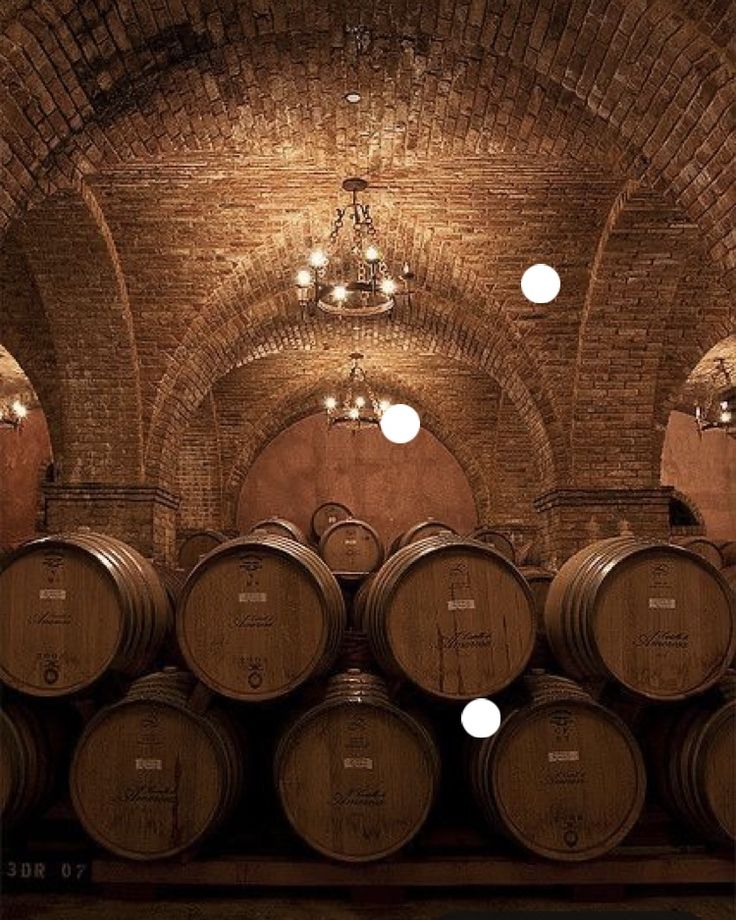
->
[720,409,732,423]
[720,400,728,410]
[380,403,420,444]
[349,407,360,420]
[520,263,560,304]
[12,400,27,418]
[345,91,362,104]
[324,396,337,410]
[333,284,347,301]
[381,277,397,296]
[309,249,328,269]
[379,399,391,413]
[296,269,312,288]
[354,396,366,408]
[364,245,380,263]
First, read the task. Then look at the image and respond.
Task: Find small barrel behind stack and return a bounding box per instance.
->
[177,530,228,570]
[275,669,439,862]
[467,672,646,860]
[319,518,384,581]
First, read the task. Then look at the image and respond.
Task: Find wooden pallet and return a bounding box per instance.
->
[90,849,734,888]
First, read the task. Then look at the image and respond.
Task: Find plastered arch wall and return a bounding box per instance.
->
[237,412,478,546]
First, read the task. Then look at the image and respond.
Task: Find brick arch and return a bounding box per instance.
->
[1,2,733,281]
[146,286,563,497]
[221,372,491,530]
[10,187,144,482]
[0,236,63,463]
[569,184,732,489]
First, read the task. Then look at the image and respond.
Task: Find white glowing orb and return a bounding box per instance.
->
[520,263,560,304]
[461,698,501,739]
[379,403,420,444]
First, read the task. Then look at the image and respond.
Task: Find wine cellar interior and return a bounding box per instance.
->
[0,2,735,919]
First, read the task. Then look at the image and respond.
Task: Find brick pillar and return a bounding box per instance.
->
[533,487,673,568]
[43,483,179,563]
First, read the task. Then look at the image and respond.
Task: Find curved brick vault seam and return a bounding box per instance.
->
[220,376,492,529]
[0,238,63,461]
[0,2,734,281]
[16,190,144,481]
[145,289,563,496]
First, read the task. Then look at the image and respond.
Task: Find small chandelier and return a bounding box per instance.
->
[694,358,735,435]
[323,353,389,430]
[296,178,414,318]
[0,399,27,430]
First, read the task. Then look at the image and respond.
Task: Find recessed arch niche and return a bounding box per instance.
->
[237,412,477,545]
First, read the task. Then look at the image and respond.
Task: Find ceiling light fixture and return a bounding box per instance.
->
[380,403,421,444]
[0,398,27,430]
[323,352,388,431]
[694,358,735,436]
[296,177,415,318]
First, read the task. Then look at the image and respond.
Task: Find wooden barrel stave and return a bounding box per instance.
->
[319,518,384,580]
[467,527,515,562]
[468,673,646,861]
[249,518,307,543]
[672,537,724,569]
[310,503,353,542]
[360,536,536,700]
[177,531,228,570]
[0,533,172,697]
[275,669,439,862]
[70,668,244,860]
[389,521,457,554]
[544,537,736,701]
[177,534,346,701]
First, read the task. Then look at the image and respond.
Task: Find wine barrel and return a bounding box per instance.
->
[544,537,736,701]
[249,518,306,543]
[70,669,244,860]
[520,565,556,669]
[152,564,186,614]
[721,565,736,594]
[389,520,457,553]
[177,534,346,701]
[718,542,736,567]
[648,674,734,846]
[177,530,228,570]
[0,533,172,697]
[672,536,723,569]
[468,673,646,861]
[319,518,384,580]
[0,701,68,826]
[468,527,515,562]
[357,536,535,700]
[275,670,439,862]
[310,502,352,541]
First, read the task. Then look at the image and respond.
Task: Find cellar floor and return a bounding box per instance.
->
[3,891,734,920]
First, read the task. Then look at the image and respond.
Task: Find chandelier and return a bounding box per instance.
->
[0,399,27,430]
[324,353,389,430]
[296,178,414,318]
[694,358,735,435]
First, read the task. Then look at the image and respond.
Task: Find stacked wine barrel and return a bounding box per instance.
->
[1,524,734,866]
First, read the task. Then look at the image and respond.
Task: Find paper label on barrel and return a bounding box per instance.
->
[548,751,579,762]
[239,592,267,603]
[343,757,373,770]
[39,589,66,600]
[344,539,357,545]
[328,515,337,523]
[448,599,475,610]
[135,758,162,771]
[649,597,676,609]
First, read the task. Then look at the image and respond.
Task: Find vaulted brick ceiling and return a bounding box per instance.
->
[0,1,734,494]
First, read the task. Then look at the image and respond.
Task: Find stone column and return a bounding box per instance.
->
[42,483,179,563]
[533,486,673,568]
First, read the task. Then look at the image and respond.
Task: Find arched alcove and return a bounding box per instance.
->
[660,338,736,540]
[237,413,477,545]
[0,346,53,548]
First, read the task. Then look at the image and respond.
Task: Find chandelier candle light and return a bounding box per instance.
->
[0,399,27,430]
[694,358,735,436]
[324,353,390,431]
[296,178,414,318]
